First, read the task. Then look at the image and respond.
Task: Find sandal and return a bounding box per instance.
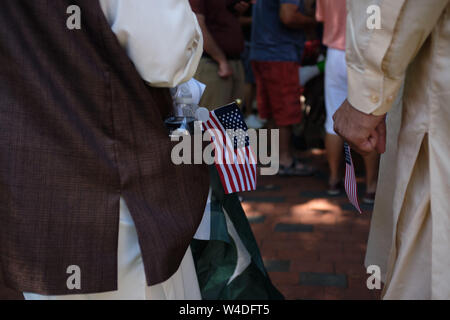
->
[362,192,376,204]
[278,158,316,177]
[327,181,343,196]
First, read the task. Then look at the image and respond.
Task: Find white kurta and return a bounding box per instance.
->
[98,0,203,88]
[24,0,204,300]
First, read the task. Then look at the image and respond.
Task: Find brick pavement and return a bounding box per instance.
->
[242,149,383,300]
[0,150,382,300]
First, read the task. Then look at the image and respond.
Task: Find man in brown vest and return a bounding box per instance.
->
[0,0,209,299]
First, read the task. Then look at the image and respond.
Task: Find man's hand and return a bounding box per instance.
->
[333,99,386,155]
[218,60,233,78]
[234,1,250,15]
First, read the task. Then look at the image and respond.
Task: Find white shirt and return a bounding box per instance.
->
[98,0,203,88]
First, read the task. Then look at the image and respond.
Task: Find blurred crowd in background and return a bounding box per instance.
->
[189,0,379,203]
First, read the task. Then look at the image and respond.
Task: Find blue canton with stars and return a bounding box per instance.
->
[214,103,250,149]
[344,143,352,165]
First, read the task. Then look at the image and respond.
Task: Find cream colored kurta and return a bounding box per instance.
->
[346,0,450,299]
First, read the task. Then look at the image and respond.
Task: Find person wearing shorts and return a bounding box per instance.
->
[250,0,316,175]
[317,0,379,201]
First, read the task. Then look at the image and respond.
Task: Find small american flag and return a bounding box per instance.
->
[203,102,257,194]
[344,143,362,213]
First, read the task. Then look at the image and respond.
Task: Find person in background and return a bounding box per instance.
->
[250,0,316,176]
[316,0,379,200]
[189,0,248,110]
[239,1,264,129]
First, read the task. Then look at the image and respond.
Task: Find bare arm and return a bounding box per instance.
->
[279,3,316,29]
[195,13,232,78]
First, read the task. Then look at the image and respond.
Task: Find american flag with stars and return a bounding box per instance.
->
[202,102,257,194]
[344,143,362,213]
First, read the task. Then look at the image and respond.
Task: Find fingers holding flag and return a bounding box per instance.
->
[333,99,386,156]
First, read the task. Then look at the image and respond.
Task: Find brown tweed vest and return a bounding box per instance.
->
[0,0,209,295]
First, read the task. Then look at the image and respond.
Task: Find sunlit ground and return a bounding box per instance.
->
[240,149,381,300]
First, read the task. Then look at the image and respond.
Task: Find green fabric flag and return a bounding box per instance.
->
[191,166,284,300]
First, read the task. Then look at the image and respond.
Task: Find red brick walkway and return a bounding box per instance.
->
[242,149,382,300]
[0,149,382,300]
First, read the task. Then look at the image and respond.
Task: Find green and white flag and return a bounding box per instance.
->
[191,167,283,300]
